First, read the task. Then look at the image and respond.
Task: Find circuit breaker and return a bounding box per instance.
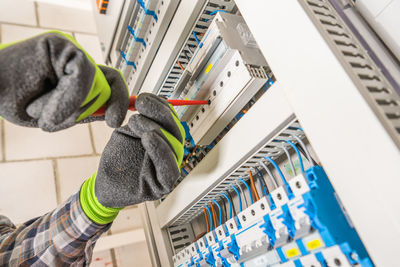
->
[92,0,400,266]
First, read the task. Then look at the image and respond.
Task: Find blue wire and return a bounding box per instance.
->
[258,170,269,196]
[212,200,222,226]
[136,0,158,21]
[120,50,137,70]
[127,25,147,48]
[204,10,227,22]
[285,140,305,173]
[205,205,213,230]
[209,10,227,16]
[192,31,200,45]
[291,126,304,132]
[265,157,288,185]
[258,174,268,197]
[231,185,242,212]
[239,178,254,204]
[221,193,232,219]
[181,167,189,176]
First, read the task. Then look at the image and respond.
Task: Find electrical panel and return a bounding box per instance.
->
[93,0,400,266]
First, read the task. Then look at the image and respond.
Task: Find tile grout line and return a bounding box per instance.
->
[107,229,119,267]
[34,1,40,27]
[110,248,119,267]
[88,123,98,154]
[3,153,101,164]
[1,120,5,162]
[0,22,99,36]
[52,159,62,205]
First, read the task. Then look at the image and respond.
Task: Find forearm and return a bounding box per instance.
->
[0,191,111,266]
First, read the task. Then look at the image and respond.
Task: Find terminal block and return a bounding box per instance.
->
[173,12,271,145]
[172,166,373,267]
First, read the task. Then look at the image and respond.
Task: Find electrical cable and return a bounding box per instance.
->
[209,9,227,16]
[231,185,243,212]
[120,50,137,70]
[127,25,147,48]
[258,170,270,195]
[203,10,227,22]
[222,197,228,222]
[296,143,318,166]
[221,193,232,219]
[259,161,279,189]
[285,140,305,173]
[177,61,185,71]
[193,232,206,242]
[210,202,217,229]
[257,173,267,197]
[248,170,260,201]
[186,44,194,55]
[240,178,254,204]
[281,144,296,176]
[212,200,222,226]
[265,157,288,185]
[203,207,210,233]
[236,181,248,207]
[226,191,237,216]
[291,134,314,166]
[205,205,214,230]
[136,0,158,21]
[192,31,200,45]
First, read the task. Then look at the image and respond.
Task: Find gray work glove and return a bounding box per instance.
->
[0,31,129,132]
[79,93,185,224]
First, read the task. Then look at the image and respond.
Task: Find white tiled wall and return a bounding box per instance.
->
[91,250,114,267]
[4,122,93,160]
[0,1,148,266]
[0,160,57,224]
[0,0,37,26]
[56,156,100,203]
[36,2,97,34]
[115,243,152,267]
[74,33,105,64]
[90,121,115,154]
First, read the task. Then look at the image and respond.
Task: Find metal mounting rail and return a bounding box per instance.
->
[157,0,236,97]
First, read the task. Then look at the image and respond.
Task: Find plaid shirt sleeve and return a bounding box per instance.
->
[0,191,111,266]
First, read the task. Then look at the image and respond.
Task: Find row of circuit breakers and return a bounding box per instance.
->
[111,0,377,266]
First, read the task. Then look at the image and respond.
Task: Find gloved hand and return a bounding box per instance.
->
[0,31,129,132]
[80,93,185,224]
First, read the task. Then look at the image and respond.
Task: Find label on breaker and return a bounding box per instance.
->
[301,233,325,253]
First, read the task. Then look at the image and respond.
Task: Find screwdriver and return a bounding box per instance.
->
[91,95,209,117]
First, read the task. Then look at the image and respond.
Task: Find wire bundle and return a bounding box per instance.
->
[196,130,315,238]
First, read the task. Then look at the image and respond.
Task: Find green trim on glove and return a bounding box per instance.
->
[0,30,112,123]
[98,64,130,94]
[80,173,122,224]
[51,31,112,122]
[159,104,185,167]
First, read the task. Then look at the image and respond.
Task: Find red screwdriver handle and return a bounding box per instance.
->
[91,95,209,117]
